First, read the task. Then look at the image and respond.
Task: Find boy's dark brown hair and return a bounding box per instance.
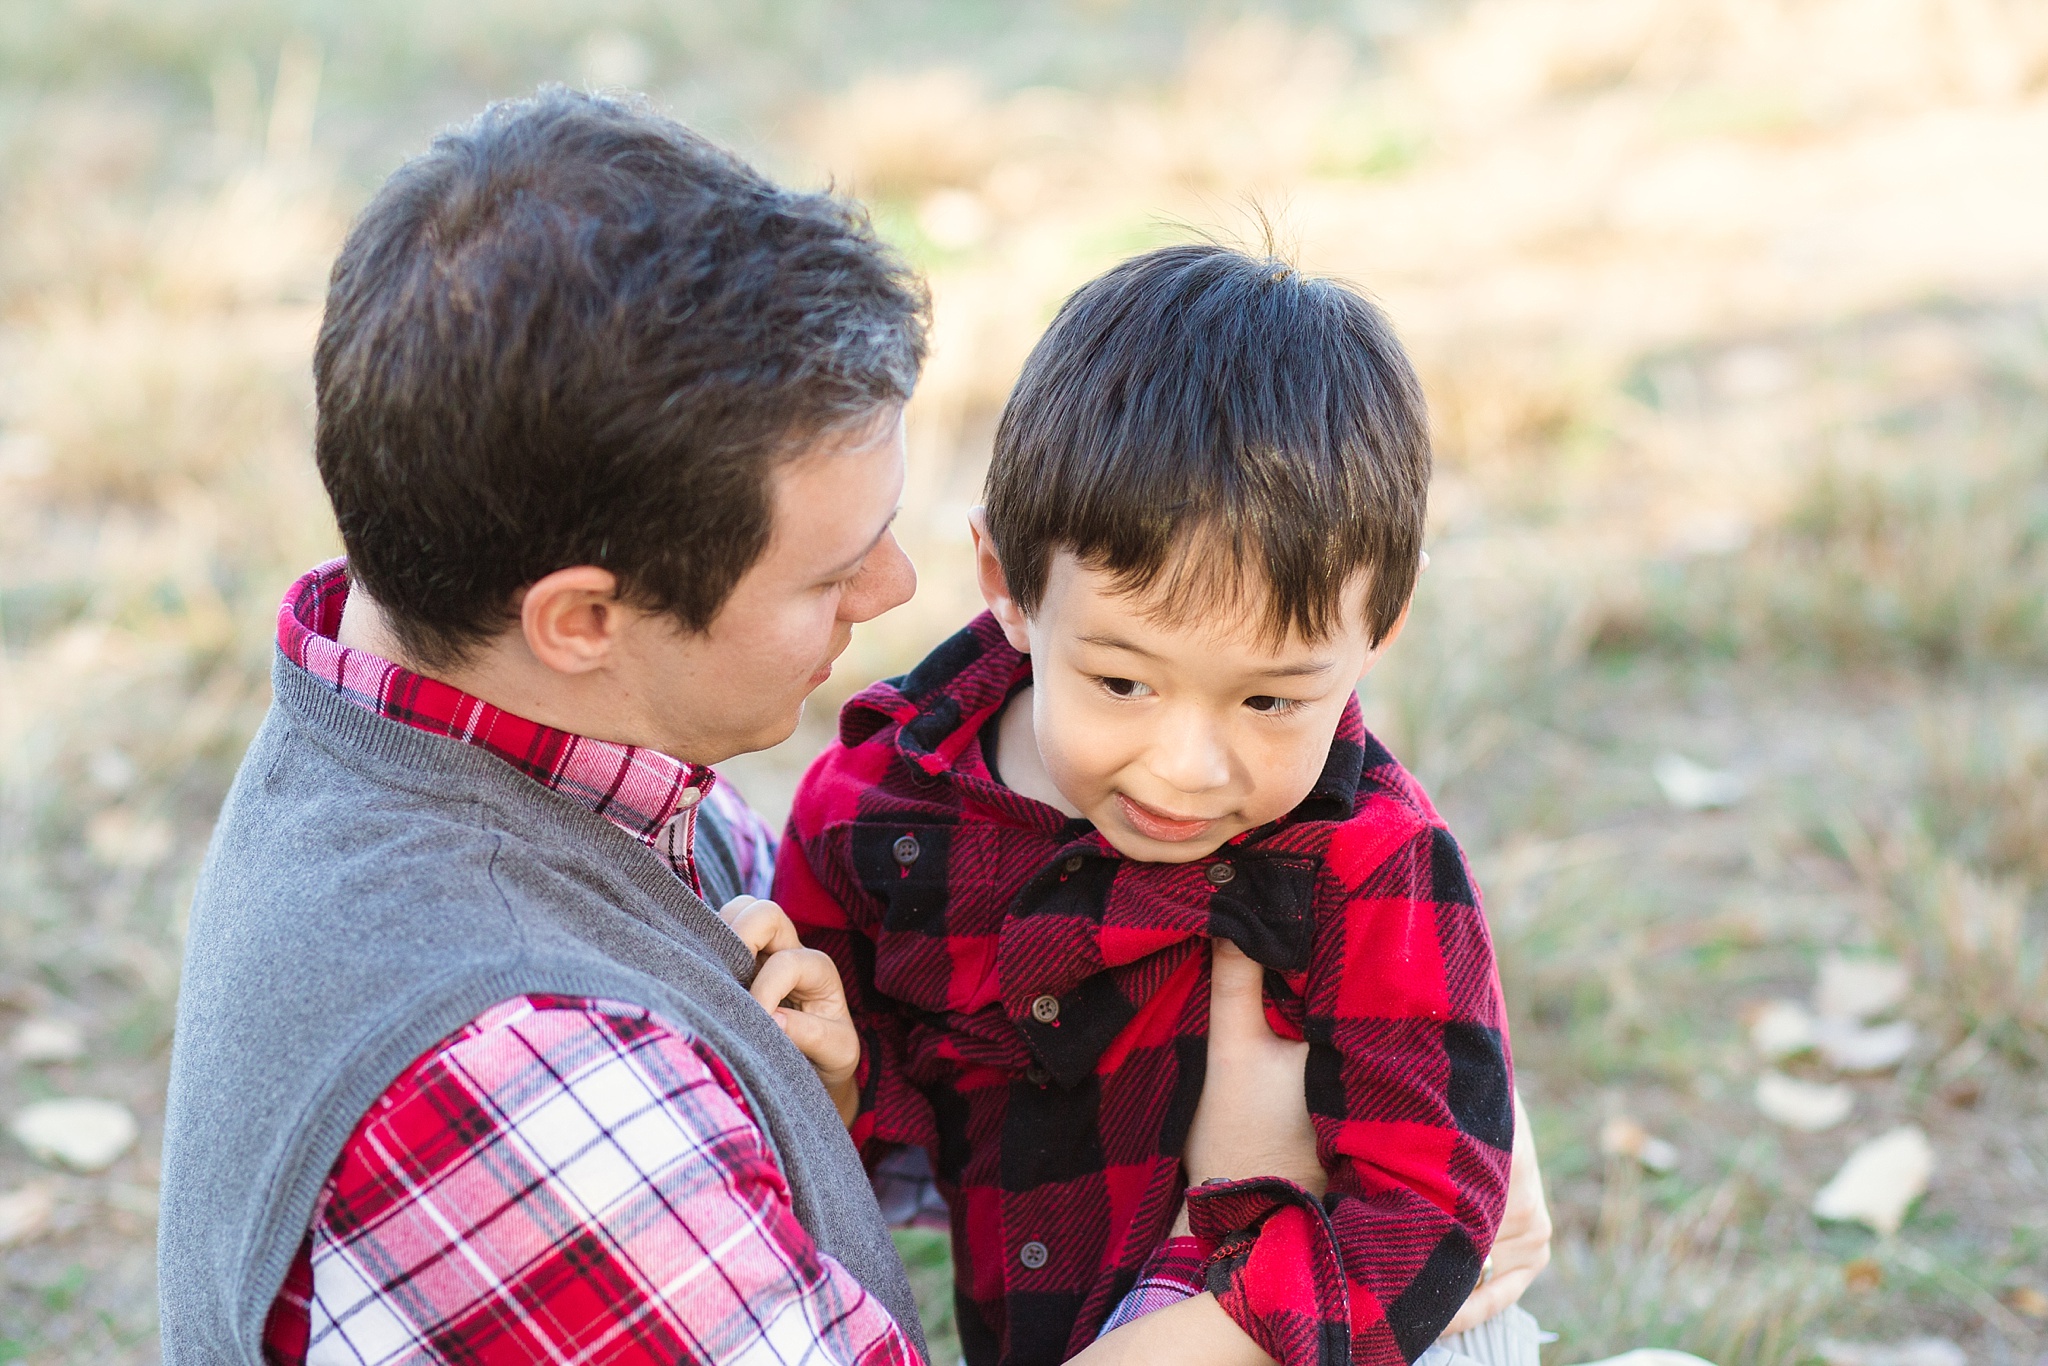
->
[315,88,928,668]
[984,243,1429,646]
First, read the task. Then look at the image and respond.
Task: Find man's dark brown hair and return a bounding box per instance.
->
[984,244,1429,646]
[315,88,928,667]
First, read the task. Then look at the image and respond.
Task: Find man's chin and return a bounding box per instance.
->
[743,700,807,757]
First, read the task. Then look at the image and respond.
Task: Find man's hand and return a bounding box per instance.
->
[720,896,861,1125]
[1184,939,1324,1197]
[1441,1091,1551,1336]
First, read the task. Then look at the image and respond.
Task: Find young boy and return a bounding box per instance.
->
[776,245,1514,1366]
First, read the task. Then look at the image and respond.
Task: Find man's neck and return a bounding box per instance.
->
[336,587,632,750]
[336,584,426,672]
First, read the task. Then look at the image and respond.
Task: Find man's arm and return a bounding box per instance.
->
[264,995,920,1366]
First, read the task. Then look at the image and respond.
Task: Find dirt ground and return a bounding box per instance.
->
[3,1,2046,1362]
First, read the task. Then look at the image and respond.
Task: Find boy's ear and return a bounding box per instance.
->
[968,508,1034,654]
[1353,551,1426,683]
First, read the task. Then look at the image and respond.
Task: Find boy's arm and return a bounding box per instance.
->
[1189,820,1513,1366]
[773,812,937,1157]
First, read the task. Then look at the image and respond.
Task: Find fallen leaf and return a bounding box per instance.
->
[1749,999,1817,1060]
[1600,1116,1646,1157]
[1940,1079,1981,1110]
[1755,1071,1854,1132]
[1637,1136,1680,1173]
[1571,1352,1720,1366]
[1654,753,1747,811]
[1843,1259,1883,1292]
[9,1098,139,1173]
[1815,1018,1917,1073]
[10,1016,85,1065]
[1812,1126,1934,1236]
[1815,955,1911,1021]
[0,1183,55,1247]
[1599,1116,1680,1172]
[2004,1285,2048,1319]
[1815,1338,1965,1366]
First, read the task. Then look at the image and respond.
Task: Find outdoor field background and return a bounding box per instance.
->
[1,1,2045,1362]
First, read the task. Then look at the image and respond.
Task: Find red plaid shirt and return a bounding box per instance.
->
[259,561,913,1366]
[779,614,1515,1366]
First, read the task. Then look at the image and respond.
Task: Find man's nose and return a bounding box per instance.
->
[841,532,916,623]
[1151,709,1232,794]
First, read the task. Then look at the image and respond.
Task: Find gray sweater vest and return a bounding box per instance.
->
[158,656,924,1364]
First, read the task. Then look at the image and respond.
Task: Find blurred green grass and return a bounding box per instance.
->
[3,1,2048,1362]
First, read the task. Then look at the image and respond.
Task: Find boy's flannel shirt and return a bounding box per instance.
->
[778,614,1516,1366]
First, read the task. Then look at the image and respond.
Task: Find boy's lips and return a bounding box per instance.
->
[1115,793,1219,843]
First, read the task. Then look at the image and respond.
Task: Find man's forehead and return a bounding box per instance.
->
[767,410,906,561]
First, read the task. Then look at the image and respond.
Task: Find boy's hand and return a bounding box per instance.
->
[1184,939,1325,1197]
[1442,1091,1550,1335]
[720,896,861,1125]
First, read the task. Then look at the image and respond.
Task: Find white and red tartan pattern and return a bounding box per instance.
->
[1094,1236,1208,1338]
[262,996,922,1366]
[280,560,742,896]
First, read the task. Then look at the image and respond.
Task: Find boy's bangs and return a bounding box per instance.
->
[985,242,1431,649]
[1089,515,1358,647]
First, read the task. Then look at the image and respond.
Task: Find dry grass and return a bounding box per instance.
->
[4,1,2048,1362]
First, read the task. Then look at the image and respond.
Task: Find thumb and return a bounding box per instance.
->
[1207,938,1269,1039]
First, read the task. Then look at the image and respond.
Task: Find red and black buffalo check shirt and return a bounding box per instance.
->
[779,614,1514,1366]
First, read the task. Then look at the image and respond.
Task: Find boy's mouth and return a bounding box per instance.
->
[1115,793,1219,843]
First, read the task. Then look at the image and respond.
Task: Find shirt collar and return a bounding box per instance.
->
[277,559,717,892]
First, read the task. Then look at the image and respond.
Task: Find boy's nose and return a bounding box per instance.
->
[1150,713,1233,795]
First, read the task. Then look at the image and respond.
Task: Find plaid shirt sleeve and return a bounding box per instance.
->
[1192,819,1514,1366]
[260,995,921,1366]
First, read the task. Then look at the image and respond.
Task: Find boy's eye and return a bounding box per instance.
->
[1098,676,1152,699]
[1244,695,1301,715]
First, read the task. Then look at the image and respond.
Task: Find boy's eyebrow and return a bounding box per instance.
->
[1077,631,1336,679]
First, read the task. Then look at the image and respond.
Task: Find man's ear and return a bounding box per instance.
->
[519,566,629,675]
[968,508,1033,654]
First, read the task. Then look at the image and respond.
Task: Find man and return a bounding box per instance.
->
[156,89,1357,1366]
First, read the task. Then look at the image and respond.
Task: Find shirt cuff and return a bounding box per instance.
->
[1096,1234,1214,1337]
[1186,1177,1353,1366]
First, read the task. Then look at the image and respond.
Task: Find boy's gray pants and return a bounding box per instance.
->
[1424,1305,1545,1366]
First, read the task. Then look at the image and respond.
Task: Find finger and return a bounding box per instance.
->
[722,897,801,958]
[1206,939,1270,1041]
[749,948,846,1015]
[1442,1264,1538,1337]
[773,1007,856,1073]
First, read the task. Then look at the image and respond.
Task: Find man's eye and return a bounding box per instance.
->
[1245,695,1300,715]
[1099,677,1151,699]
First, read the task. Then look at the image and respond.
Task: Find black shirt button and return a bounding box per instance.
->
[892,834,921,866]
[1030,995,1061,1024]
[1206,861,1236,885]
[1062,855,1084,873]
[1019,1240,1049,1269]
[1025,1064,1051,1085]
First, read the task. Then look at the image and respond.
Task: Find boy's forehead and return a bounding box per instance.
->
[1041,549,1374,660]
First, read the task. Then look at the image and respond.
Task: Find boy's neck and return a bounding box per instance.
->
[989,685,1085,819]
